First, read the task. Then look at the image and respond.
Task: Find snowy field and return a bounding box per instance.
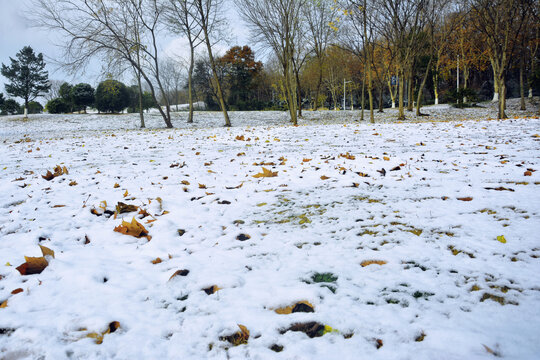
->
[1,101,540,359]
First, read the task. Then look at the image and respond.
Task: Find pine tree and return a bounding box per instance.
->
[1,46,50,117]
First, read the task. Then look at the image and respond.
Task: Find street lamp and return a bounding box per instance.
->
[343,79,352,110]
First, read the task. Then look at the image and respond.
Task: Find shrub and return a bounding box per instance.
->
[45,98,70,114]
[27,101,43,114]
[95,79,130,113]
[1,99,22,115]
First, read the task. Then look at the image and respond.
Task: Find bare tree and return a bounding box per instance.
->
[193,0,231,126]
[237,0,306,125]
[31,0,173,128]
[305,0,338,110]
[165,0,204,122]
[469,0,534,119]
[44,79,64,101]
[160,57,185,111]
[376,0,428,120]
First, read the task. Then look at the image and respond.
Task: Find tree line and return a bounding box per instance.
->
[2,0,539,126]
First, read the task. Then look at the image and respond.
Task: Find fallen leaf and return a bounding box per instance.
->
[383,156,390,161]
[236,234,251,241]
[151,257,162,264]
[113,183,120,188]
[457,197,473,201]
[320,175,330,180]
[302,158,312,162]
[181,180,190,185]
[115,202,138,214]
[0,300,7,308]
[274,301,314,314]
[282,322,325,338]
[11,288,23,295]
[203,285,221,295]
[496,235,506,243]
[198,183,207,189]
[169,269,190,281]
[524,171,532,176]
[85,321,120,344]
[253,167,278,178]
[69,181,78,186]
[361,260,387,267]
[113,218,150,239]
[39,245,55,258]
[226,183,243,189]
[16,256,49,275]
[220,324,250,346]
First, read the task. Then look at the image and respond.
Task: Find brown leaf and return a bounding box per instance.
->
[282,322,325,338]
[220,324,250,346]
[16,256,49,275]
[198,183,207,189]
[11,288,23,295]
[151,257,162,264]
[203,285,220,295]
[0,300,7,308]
[226,183,243,189]
[42,170,54,181]
[168,269,189,281]
[253,167,278,178]
[457,197,473,201]
[320,175,330,180]
[115,202,138,214]
[524,171,532,176]
[114,183,120,188]
[69,181,78,186]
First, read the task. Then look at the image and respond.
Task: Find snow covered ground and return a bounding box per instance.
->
[1,101,540,359]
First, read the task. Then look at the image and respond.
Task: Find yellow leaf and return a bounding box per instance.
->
[39,245,55,258]
[274,301,314,314]
[497,235,506,243]
[5,262,11,266]
[114,217,150,239]
[320,175,330,180]
[253,167,278,178]
[361,260,387,267]
[302,158,312,162]
[113,183,120,188]
[123,190,129,197]
[198,183,207,189]
[181,180,190,185]
[0,300,8,308]
[383,156,390,161]
[151,257,162,264]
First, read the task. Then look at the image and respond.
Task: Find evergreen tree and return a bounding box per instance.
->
[71,83,95,113]
[1,46,50,116]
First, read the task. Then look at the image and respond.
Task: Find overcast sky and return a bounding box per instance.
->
[0,0,250,101]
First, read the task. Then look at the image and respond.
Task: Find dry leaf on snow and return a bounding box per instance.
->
[253,167,278,178]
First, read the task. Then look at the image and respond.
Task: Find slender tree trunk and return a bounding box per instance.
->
[295,67,303,118]
[378,82,384,112]
[367,67,374,123]
[284,60,298,125]
[203,30,231,127]
[314,59,323,110]
[137,70,145,128]
[187,44,195,123]
[407,66,414,112]
[398,66,405,120]
[387,73,396,108]
[520,60,526,110]
[498,78,507,119]
[416,55,433,116]
[491,60,500,102]
[361,75,365,121]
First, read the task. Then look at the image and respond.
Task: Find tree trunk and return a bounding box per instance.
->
[491,62,499,102]
[398,67,405,120]
[203,29,231,127]
[361,75,365,121]
[314,59,323,110]
[295,67,303,118]
[136,69,145,128]
[416,55,433,116]
[520,61,526,110]
[187,44,195,123]
[498,79,507,119]
[378,82,384,112]
[407,67,414,112]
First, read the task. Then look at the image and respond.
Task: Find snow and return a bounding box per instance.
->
[1,101,540,359]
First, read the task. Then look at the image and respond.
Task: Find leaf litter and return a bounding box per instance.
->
[0,104,539,359]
